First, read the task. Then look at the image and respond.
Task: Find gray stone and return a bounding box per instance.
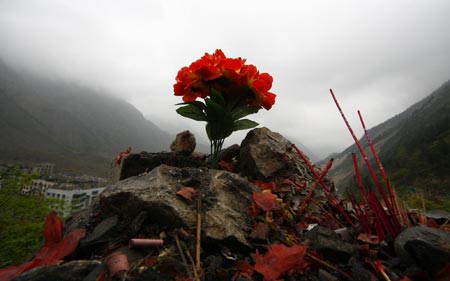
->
[304,226,355,264]
[394,226,450,275]
[238,128,333,215]
[219,144,240,161]
[239,127,296,179]
[99,164,258,247]
[12,260,101,281]
[239,127,328,182]
[424,209,450,220]
[170,130,196,156]
[64,208,92,236]
[203,171,256,246]
[351,260,372,281]
[110,151,205,182]
[80,215,118,246]
[318,269,339,281]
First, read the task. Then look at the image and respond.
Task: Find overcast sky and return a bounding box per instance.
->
[1,0,450,159]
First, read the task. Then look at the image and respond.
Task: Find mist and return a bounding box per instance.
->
[1,0,450,159]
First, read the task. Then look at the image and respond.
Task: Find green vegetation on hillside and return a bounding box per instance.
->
[0,166,60,266]
[385,122,450,210]
[336,81,450,211]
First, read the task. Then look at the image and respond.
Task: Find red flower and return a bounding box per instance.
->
[173,49,276,109]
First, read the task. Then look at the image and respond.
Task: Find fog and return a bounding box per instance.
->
[1,0,450,159]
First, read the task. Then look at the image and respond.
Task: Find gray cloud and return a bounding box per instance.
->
[1,0,450,159]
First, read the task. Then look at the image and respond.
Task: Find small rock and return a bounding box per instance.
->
[424,209,450,222]
[219,144,240,161]
[239,127,295,179]
[304,225,355,264]
[80,215,118,247]
[394,226,450,275]
[170,130,196,156]
[351,260,372,281]
[318,269,339,281]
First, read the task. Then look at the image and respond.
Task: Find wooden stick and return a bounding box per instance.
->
[185,248,200,281]
[439,218,450,230]
[174,233,192,278]
[196,197,202,272]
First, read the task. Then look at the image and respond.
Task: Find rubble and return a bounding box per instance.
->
[2,127,450,281]
[170,130,196,156]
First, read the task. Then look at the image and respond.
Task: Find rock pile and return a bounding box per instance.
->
[4,127,450,281]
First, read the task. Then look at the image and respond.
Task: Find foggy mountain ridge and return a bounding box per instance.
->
[0,60,173,176]
[324,79,450,193]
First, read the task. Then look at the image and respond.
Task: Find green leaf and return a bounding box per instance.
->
[205,97,226,121]
[232,119,259,131]
[176,104,207,121]
[210,88,226,106]
[231,106,260,120]
[175,101,206,111]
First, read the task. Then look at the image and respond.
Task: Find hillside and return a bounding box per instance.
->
[0,61,173,177]
[327,80,450,209]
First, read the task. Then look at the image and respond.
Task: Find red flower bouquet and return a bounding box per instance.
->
[174,49,276,168]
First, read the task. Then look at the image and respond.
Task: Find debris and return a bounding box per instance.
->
[128,238,164,248]
[106,251,129,278]
[7,126,450,280]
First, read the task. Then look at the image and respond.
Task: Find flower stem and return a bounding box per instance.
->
[210,138,225,169]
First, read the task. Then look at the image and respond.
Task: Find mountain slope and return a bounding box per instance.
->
[327,79,450,205]
[0,61,173,176]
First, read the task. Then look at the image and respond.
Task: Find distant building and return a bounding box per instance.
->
[31,163,55,178]
[46,185,105,216]
[21,179,57,195]
[15,162,107,216]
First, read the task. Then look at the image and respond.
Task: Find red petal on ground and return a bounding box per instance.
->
[254,243,307,281]
[0,212,86,281]
[176,187,197,201]
[36,228,86,263]
[219,159,235,172]
[296,221,309,232]
[236,260,254,279]
[253,180,277,192]
[426,218,439,228]
[42,211,64,246]
[252,192,280,211]
[144,256,158,267]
